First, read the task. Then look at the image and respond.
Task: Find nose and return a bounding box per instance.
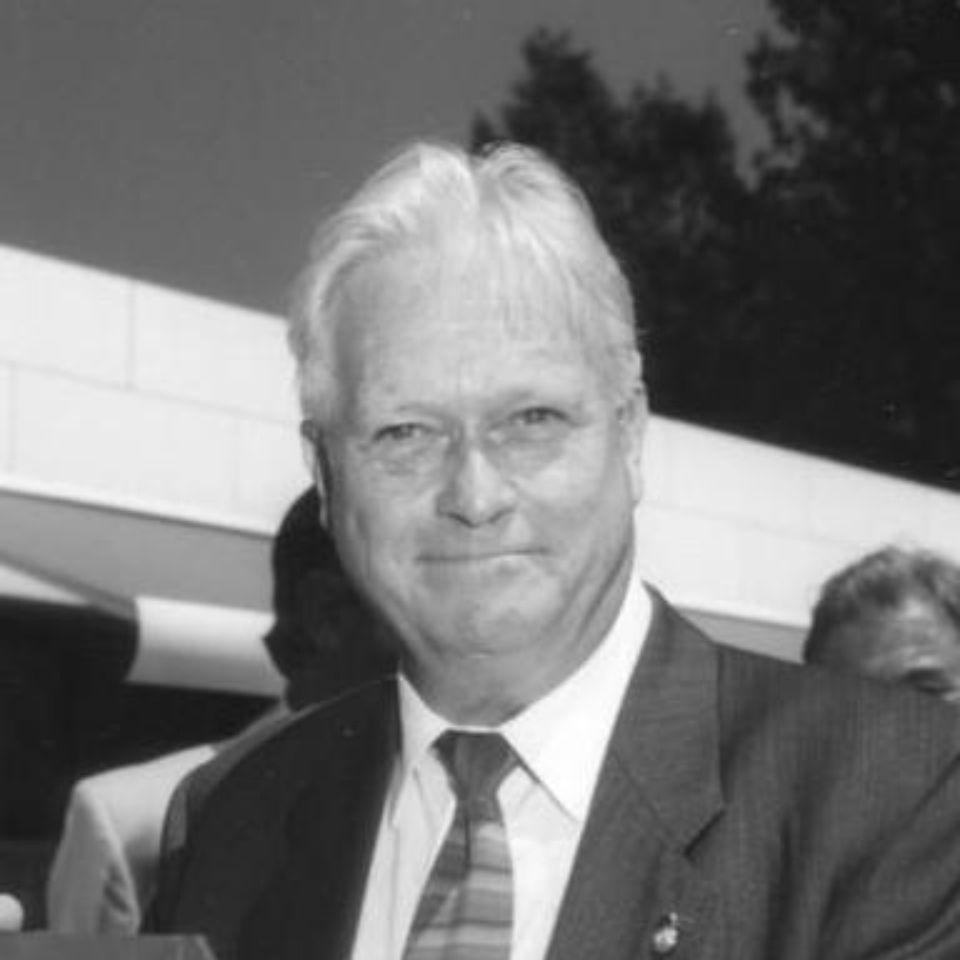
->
[436,438,516,528]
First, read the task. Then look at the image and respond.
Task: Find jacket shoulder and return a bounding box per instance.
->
[652,594,960,799]
[184,675,396,820]
[710,627,960,802]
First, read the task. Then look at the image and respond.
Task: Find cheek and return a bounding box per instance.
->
[333,473,422,576]
[529,436,630,514]
[546,451,637,564]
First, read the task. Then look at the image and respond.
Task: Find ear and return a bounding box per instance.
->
[300,420,332,529]
[618,385,648,504]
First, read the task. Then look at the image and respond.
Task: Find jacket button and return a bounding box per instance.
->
[651,912,681,955]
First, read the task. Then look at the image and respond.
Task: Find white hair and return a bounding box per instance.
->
[289,140,642,423]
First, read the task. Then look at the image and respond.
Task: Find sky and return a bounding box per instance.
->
[0,0,775,315]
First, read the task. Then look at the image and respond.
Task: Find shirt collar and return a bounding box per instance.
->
[390,672,448,825]
[502,560,649,821]
[390,556,651,826]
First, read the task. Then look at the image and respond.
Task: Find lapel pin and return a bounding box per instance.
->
[651,911,684,955]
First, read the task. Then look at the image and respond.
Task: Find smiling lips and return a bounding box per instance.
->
[420,549,537,565]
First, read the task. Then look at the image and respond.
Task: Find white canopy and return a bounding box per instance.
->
[0,477,283,695]
[0,478,272,611]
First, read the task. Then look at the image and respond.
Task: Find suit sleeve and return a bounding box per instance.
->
[46,778,138,934]
[823,751,960,959]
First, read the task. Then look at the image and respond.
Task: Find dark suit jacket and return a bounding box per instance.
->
[148,591,960,959]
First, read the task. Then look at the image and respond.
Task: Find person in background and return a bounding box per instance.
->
[148,140,960,960]
[263,486,394,710]
[804,544,960,704]
[46,487,386,934]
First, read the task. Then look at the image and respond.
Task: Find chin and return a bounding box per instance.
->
[434,597,557,649]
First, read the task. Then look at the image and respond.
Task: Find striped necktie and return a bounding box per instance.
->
[402,730,517,960]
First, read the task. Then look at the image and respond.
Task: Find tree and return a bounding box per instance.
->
[745,0,960,484]
[472,30,758,425]
[477,16,960,488]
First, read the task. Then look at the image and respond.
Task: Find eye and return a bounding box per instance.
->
[369,422,445,470]
[904,669,954,696]
[491,406,572,451]
[508,407,569,433]
[374,422,431,445]
[514,407,562,426]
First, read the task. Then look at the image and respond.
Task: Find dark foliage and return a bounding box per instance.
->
[475,14,960,489]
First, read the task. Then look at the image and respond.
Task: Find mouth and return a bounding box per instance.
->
[419,550,536,565]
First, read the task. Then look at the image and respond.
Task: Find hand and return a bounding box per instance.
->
[0,893,24,931]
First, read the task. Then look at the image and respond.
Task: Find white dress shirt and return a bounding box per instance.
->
[350,565,651,960]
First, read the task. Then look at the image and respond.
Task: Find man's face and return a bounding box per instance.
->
[820,598,960,704]
[313,248,645,712]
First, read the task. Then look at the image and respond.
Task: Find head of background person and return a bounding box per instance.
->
[804,545,960,705]
[288,140,647,725]
[263,487,394,710]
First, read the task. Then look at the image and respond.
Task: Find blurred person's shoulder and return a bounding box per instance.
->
[181,674,397,821]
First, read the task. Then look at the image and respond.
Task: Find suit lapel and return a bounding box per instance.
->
[239,682,399,960]
[548,592,725,960]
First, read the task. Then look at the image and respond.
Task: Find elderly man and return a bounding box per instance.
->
[148,142,960,960]
[805,544,960,704]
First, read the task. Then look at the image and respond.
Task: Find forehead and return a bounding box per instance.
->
[332,246,607,402]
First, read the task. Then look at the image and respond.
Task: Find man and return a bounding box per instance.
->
[148,142,960,959]
[805,544,960,704]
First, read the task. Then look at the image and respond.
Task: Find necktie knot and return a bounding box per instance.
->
[435,731,516,821]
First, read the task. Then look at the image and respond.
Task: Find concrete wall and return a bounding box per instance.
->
[0,245,306,531]
[3,244,959,659]
[637,418,960,653]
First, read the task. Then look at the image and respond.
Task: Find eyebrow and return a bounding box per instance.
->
[361,380,590,415]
